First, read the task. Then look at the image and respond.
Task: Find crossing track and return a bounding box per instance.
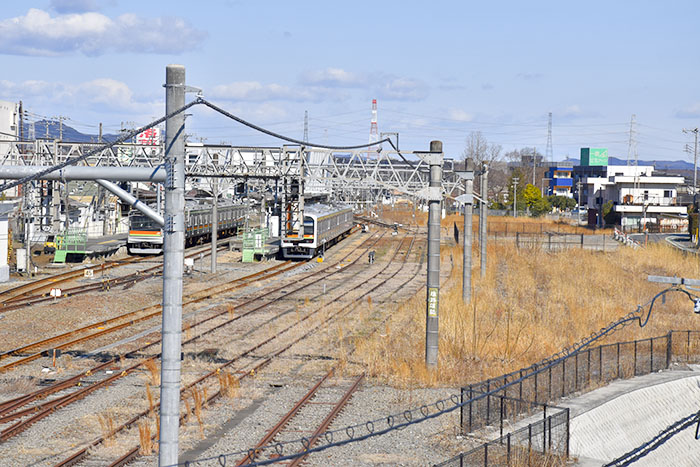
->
[236,233,425,466]
[0,229,385,464]
[46,229,418,466]
[0,241,232,313]
[0,259,297,374]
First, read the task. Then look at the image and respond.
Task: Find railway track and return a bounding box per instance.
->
[236,234,424,466]
[0,241,231,313]
[48,230,415,466]
[0,230,385,463]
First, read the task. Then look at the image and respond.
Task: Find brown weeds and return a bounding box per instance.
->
[97,411,116,447]
[357,235,698,387]
[138,420,154,455]
[217,371,240,399]
[143,359,160,386]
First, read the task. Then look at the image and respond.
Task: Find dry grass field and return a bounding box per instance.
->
[356,210,698,388]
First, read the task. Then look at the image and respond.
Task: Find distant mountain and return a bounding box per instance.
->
[21,120,120,143]
[557,156,694,171]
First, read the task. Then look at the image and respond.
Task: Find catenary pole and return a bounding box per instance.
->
[462,158,474,303]
[425,140,443,368]
[211,177,218,274]
[159,64,186,467]
[480,163,488,277]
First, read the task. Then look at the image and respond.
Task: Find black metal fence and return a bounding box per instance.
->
[436,331,700,466]
[461,331,700,435]
[435,403,570,467]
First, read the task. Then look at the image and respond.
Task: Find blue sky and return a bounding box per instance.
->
[1,0,699,161]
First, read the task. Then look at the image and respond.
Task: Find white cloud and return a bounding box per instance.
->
[377,77,428,101]
[300,68,368,87]
[0,78,157,113]
[50,0,102,14]
[0,8,206,56]
[300,68,429,101]
[516,72,543,81]
[676,103,700,119]
[447,109,474,122]
[210,81,343,102]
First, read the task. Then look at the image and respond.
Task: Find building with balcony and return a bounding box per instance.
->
[546,166,574,197]
[578,165,687,230]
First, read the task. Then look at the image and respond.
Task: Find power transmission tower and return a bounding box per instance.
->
[683,127,699,194]
[545,112,553,164]
[303,110,308,142]
[627,114,637,166]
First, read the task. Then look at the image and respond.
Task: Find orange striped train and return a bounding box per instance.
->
[127,203,248,254]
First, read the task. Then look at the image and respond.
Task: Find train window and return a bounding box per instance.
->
[303,216,314,236]
[130,214,161,231]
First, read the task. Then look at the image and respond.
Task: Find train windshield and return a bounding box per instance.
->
[303,216,314,236]
[130,214,161,231]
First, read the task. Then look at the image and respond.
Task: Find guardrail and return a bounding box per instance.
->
[613,227,641,249]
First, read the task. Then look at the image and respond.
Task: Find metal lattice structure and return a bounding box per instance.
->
[0,140,461,200]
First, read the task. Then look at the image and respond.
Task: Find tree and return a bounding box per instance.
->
[531,197,552,217]
[548,195,576,211]
[462,131,502,167]
[602,201,620,226]
[522,184,541,206]
[522,183,551,217]
[462,131,504,201]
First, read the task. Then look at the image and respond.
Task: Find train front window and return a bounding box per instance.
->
[303,217,314,236]
[130,215,161,231]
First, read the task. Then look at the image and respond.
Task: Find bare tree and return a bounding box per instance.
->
[462,131,502,166]
[462,131,503,199]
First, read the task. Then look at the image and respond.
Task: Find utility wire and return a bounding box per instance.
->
[0,99,200,194]
[197,98,391,151]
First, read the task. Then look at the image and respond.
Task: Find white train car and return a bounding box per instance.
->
[281,204,354,259]
[127,203,248,254]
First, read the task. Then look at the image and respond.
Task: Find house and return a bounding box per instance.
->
[577,165,686,230]
[545,165,574,197]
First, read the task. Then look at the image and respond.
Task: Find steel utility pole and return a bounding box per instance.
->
[159,64,187,467]
[425,140,443,368]
[577,180,583,225]
[480,163,488,277]
[683,128,699,194]
[513,177,519,218]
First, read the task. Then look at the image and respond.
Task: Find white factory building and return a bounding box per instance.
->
[581,165,687,231]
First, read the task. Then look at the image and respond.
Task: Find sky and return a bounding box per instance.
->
[1,0,700,162]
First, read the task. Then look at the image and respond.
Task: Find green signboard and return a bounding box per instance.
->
[580,148,608,166]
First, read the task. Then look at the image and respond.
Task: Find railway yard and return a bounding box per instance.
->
[0,211,699,466]
[0,221,464,466]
